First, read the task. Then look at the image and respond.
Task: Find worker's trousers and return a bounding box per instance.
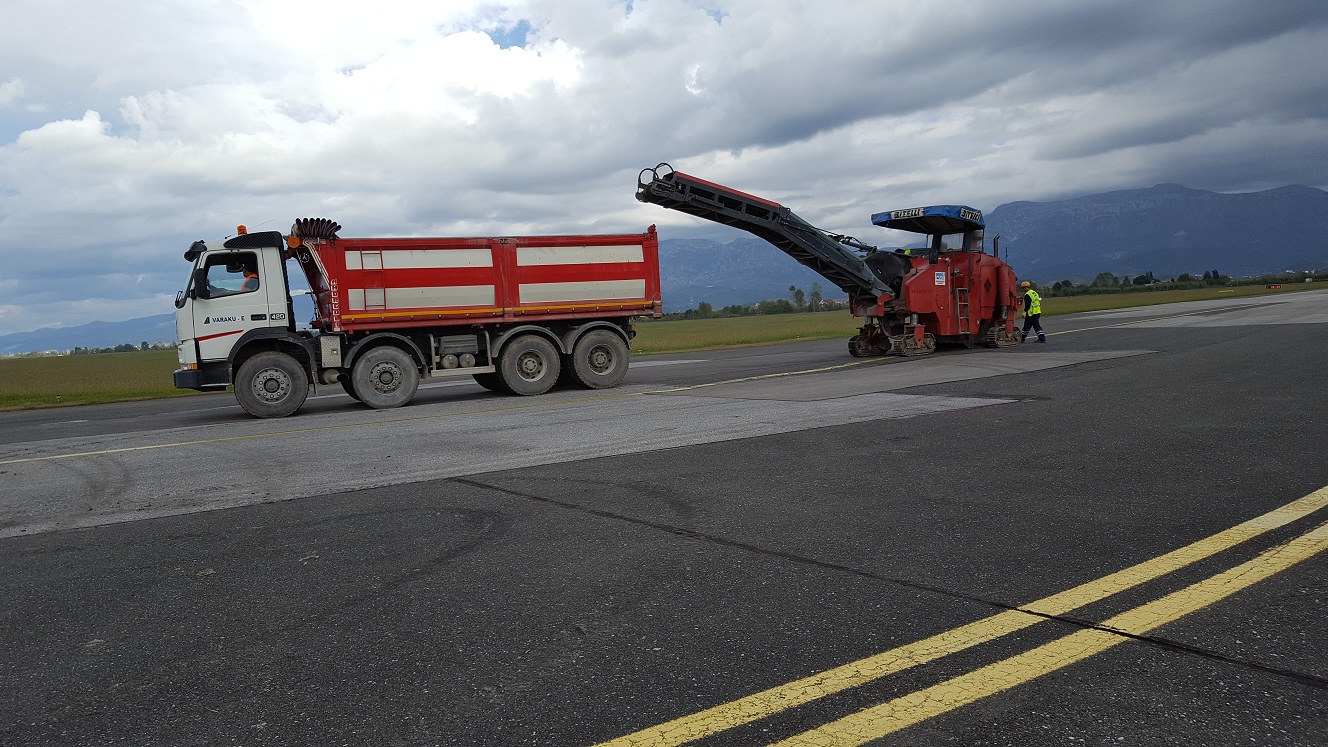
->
[1022,314,1046,342]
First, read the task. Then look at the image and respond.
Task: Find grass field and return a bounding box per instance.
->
[633,311,862,353]
[1,283,1317,410]
[0,350,208,409]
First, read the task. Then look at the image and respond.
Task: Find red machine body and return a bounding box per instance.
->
[636,164,1022,356]
[883,249,1021,351]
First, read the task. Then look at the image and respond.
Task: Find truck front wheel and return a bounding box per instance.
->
[570,330,629,389]
[499,335,560,396]
[352,346,420,409]
[234,352,309,418]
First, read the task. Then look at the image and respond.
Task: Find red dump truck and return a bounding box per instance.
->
[173,218,662,417]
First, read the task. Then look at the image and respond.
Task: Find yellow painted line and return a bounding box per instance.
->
[517,302,655,313]
[341,307,503,320]
[775,518,1328,746]
[594,486,1328,747]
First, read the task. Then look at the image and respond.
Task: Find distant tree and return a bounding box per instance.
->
[808,282,823,311]
[1177,273,1192,282]
[1092,272,1118,287]
[1132,274,1150,286]
[696,301,714,318]
[788,285,806,311]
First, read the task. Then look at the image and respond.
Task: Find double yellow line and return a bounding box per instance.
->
[597,486,1328,746]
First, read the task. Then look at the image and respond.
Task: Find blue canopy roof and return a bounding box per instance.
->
[870,205,984,235]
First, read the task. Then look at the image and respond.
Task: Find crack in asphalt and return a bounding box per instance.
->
[452,476,1328,691]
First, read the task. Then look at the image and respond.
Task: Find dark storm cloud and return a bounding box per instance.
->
[1,0,1326,332]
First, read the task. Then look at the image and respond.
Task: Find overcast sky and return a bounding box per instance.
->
[2,0,1327,333]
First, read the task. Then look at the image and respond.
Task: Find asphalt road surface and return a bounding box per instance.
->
[2,291,1326,746]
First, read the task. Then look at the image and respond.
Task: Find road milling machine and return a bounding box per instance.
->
[636,164,1023,357]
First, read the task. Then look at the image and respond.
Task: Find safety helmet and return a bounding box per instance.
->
[1020,281,1031,288]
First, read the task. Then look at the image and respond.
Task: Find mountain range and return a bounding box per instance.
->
[0,316,180,356]
[3,183,1324,354]
[987,183,1328,282]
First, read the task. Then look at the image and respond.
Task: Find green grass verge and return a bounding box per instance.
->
[633,312,861,354]
[1,283,1315,410]
[0,350,210,410]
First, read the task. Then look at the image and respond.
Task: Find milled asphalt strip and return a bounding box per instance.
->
[593,486,1328,747]
[1045,303,1258,337]
[0,392,626,466]
[1,305,1226,467]
[0,359,889,466]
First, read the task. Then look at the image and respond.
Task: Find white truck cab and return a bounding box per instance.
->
[174,230,301,392]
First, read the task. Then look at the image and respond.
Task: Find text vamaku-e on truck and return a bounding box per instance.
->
[173,219,662,418]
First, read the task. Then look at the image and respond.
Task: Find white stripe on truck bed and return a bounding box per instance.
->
[345,248,493,270]
[516,245,645,265]
[348,285,496,310]
[519,280,647,304]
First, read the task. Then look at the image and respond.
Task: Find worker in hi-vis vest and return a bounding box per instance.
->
[1020,281,1046,343]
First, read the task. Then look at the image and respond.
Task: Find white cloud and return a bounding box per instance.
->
[0,78,24,107]
[0,0,1327,333]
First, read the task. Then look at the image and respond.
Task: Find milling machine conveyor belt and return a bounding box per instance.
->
[635,164,892,299]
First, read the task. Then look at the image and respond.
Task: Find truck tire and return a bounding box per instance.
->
[498,335,560,396]
[234,351,309,418]
[340,378,361,401]
[472,373,511,393]
[569,330,629,389]
[352,346,420,409]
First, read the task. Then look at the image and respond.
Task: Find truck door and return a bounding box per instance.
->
[190,250,280,362]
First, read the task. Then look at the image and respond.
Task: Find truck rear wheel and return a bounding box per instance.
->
[472,373,511,393]
[352,346,420,409]
[340,378,361,401]
[234,352,309,418]
[499,335,560,396]
[569,330,629,389]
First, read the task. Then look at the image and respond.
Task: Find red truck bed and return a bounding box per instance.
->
[296,228,662,333]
